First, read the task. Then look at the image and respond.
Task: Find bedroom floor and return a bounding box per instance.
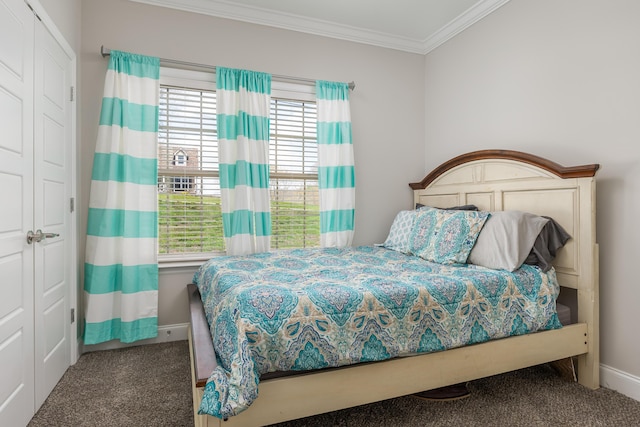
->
[28,341,193,427]
[29,341,640,427]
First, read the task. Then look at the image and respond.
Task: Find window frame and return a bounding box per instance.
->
[157,68,318,267]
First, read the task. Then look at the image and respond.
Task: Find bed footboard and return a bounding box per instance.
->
[187,317,588,427]
[188,281,590,427]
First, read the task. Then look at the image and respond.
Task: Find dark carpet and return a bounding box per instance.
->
[28,341,193,427]
[29,341,640,427]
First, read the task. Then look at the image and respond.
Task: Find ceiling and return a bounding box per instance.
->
[129,0,511,54]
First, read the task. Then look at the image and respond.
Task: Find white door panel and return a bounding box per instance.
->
[43,115,65,167]
[0,0,35,425]
[43,242,65,292]
[0,0,25,77]
[43,180,65,227]
[1,0,74,424]
[0,88,24,154]
[0,172,24,231]
[33,17,72,411]
[0,254,23,319]
[0,329,28,424]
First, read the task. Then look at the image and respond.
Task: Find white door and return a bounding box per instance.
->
[0,0,36,426]
[0,0,74,424]
[33,16,72,410]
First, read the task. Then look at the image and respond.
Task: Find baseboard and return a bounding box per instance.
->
[81,323,190,353]
[600,364,640,402]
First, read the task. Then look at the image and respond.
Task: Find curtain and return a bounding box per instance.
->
[217,67,272,255]
[316,80,355,247]
[83,51,160,345]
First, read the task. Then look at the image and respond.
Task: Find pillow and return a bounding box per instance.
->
[416,203,479,211]
[523,217,571,272]
[467,211,549,272]
[409,207,490,264]
[382,210,416,254]
[383,205,482,255]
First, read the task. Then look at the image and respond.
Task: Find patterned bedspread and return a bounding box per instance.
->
[192,246,561,419]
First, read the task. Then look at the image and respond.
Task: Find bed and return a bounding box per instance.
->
[187,149,599,427]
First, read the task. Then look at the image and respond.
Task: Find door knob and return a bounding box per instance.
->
[26,229,60,244]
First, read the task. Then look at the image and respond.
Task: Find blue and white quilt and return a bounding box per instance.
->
[192,246,561,419]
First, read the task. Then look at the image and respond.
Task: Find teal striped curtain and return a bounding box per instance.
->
[217,67,272,255]
[83,51,160,344]
[316,80,355,247]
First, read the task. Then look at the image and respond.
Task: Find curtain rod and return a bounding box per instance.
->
[100,46,355,90]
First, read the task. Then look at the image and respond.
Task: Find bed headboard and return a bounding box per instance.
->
[409,150,599,292]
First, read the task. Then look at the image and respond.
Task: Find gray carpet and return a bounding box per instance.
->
[28,341,193,427]
[29,341,640,427]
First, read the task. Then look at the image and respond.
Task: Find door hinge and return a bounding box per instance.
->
[70,86,75,102]
[70,197,75,213]
[70,308,75,323]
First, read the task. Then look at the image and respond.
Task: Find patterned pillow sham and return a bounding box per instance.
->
[382,210,416,254]
[383,205,482,255]
[409,207,490,264]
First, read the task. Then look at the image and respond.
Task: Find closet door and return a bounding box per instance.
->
[1,0,74,424]
[0,0,36,426]
[33,16,72,409]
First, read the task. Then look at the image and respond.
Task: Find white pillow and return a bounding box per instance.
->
[468,210,549,271]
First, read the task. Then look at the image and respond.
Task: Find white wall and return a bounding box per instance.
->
[38,0,81,52]
[424,0,640,381]
[80,0,425,331]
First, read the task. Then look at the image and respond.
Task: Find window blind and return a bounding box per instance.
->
[158,84,320,257]
[270,98,320,249]
[158,86,224,255]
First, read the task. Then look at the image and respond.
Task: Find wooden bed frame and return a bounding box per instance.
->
[187,149,599,427]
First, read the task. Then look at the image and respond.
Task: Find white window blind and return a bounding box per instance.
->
[270,98,319,249]
[158,85,223,257]
[158,79,319,259]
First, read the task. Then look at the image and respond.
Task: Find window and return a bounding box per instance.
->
[173,149,188,166]
[158,69,319,261]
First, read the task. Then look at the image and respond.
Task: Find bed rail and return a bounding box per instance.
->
[187,284,216,388]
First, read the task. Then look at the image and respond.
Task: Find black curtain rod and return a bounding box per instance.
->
[100,46,355,90]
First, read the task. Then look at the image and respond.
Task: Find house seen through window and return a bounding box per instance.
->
[158,69,320,260]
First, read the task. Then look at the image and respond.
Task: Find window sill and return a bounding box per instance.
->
[158,252,224,270]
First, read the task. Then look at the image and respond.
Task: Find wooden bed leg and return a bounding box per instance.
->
[577,243,600,390]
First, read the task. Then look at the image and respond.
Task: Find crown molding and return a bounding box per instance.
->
[129,0,510,55]
[421,0,511,54]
